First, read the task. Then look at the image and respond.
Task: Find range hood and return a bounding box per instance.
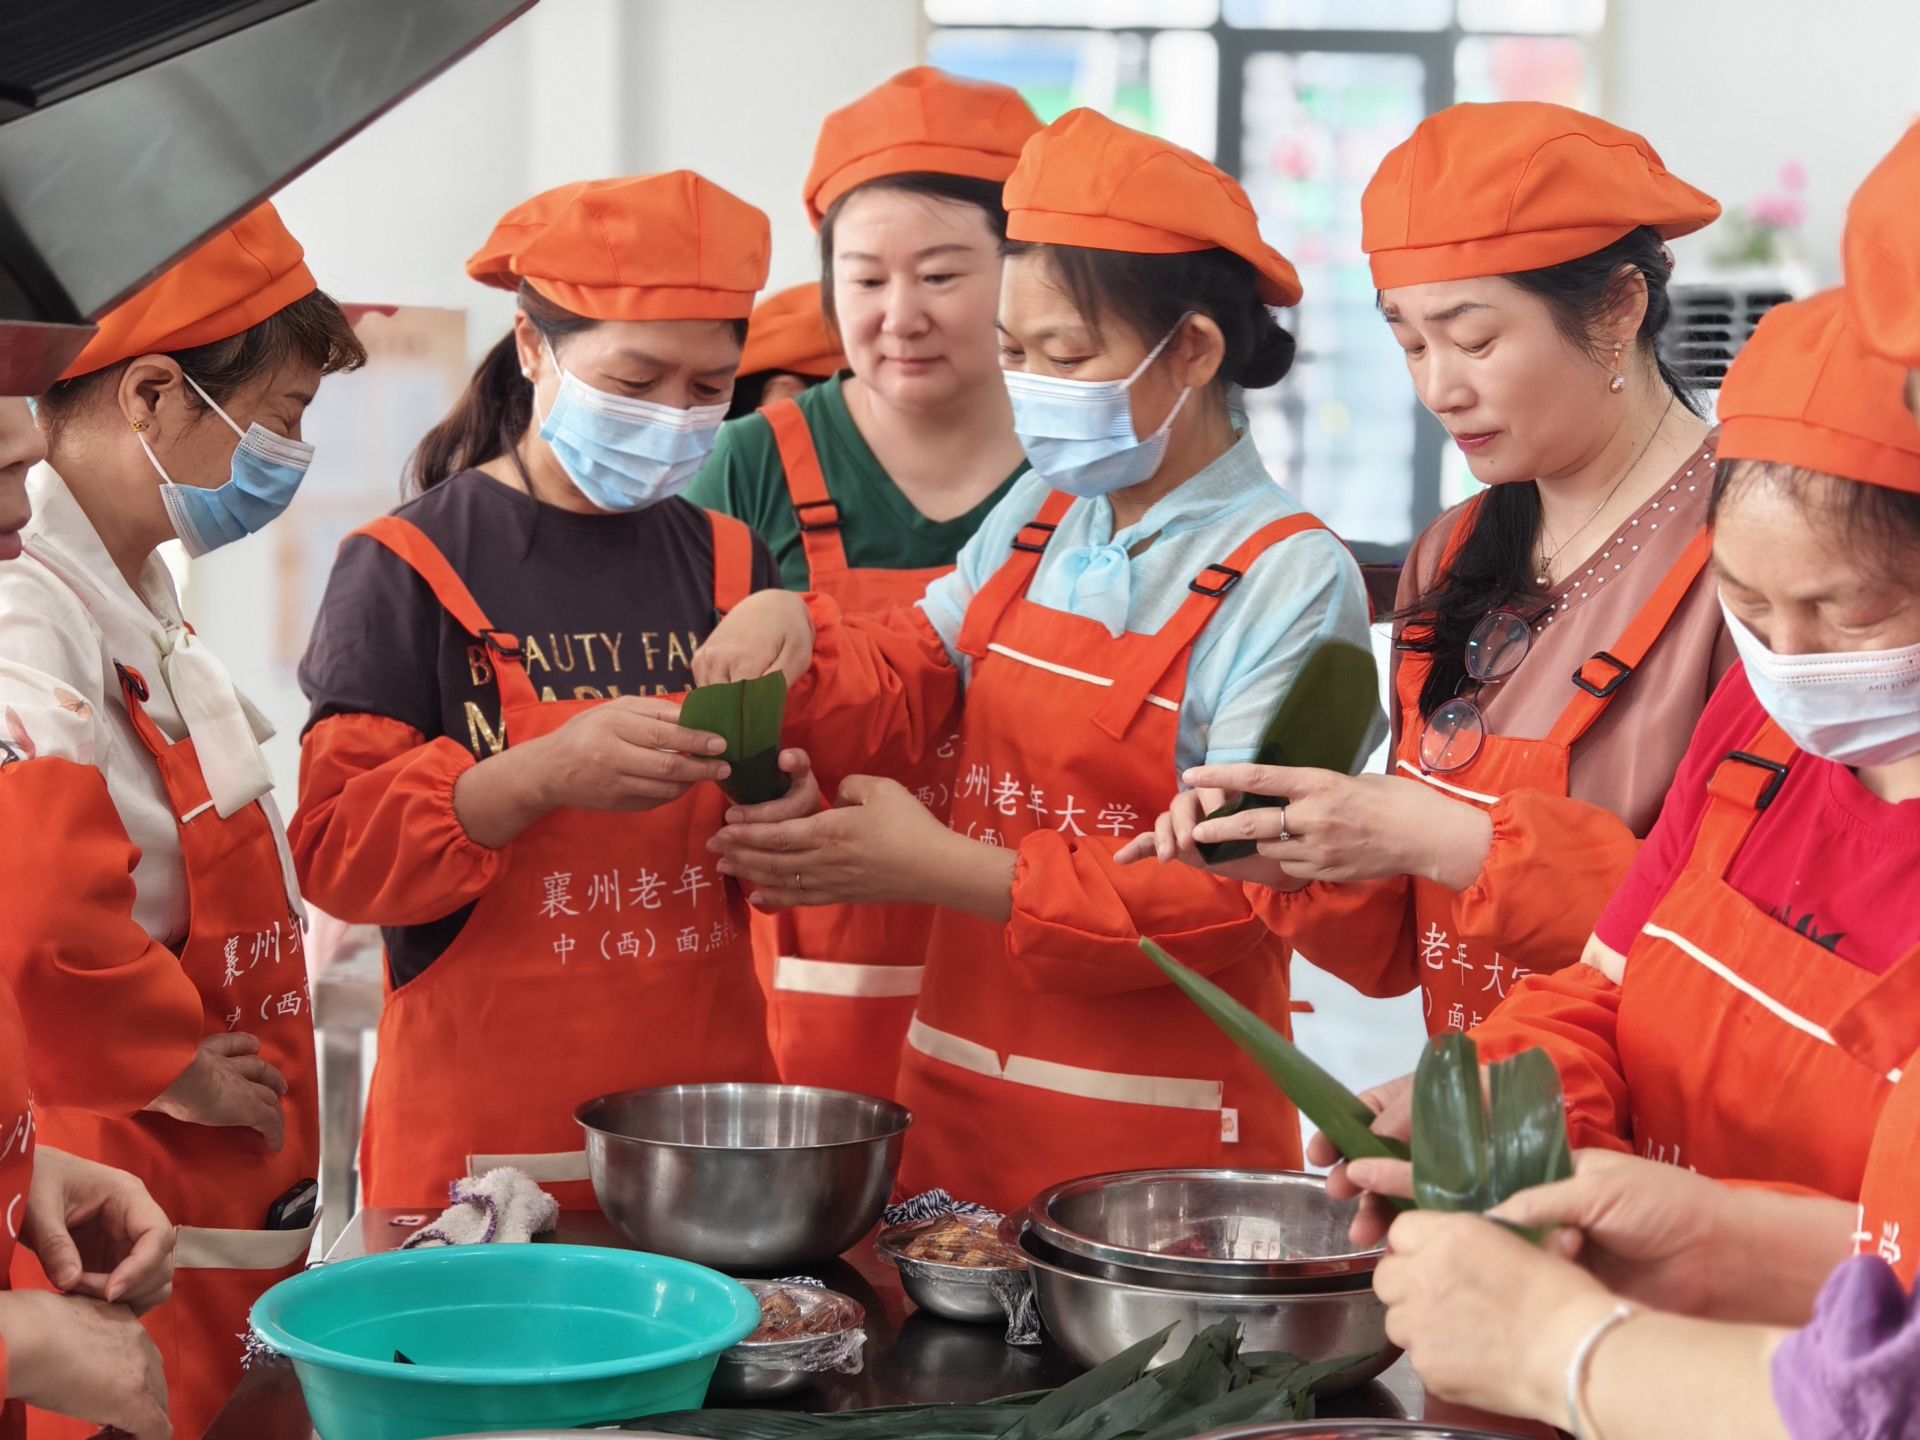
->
[0,0,537,393]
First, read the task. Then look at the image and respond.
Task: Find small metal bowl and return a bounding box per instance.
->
[876,1221,1030,1325]
[1028,1170,1382,1287]
[576,1084,911,1270]
[1021,1232,1396,1396]
[708,1281,865,1402]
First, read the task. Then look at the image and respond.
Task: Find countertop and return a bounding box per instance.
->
[208,1209,1550,1438]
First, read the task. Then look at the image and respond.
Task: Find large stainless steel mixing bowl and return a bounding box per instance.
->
[1021,1234,1397,1396]
[576,1084,910,1270]
[1028,1170,1381,1286]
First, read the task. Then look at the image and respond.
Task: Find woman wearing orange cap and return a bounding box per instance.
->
[0,203,361,1434]
[689,68,1039,1100]
[723,283,846,419]
[291,173,782,1214]
[698,108,1379,1212]
[1132,102,1733,1035]
[1345,287,1920,1440]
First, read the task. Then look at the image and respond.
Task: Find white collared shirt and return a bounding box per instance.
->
[0,465,294,946]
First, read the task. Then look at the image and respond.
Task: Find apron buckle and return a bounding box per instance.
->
[794,498,842,533]
[1189,562,1243,599]
[480,629,522,660]
[113,660,151,703]
[1571,649,1634,698]
[1011,519,1059,555]
[1722,749,1791,809]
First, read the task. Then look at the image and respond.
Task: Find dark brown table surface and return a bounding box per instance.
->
[208,1209,1550,1438]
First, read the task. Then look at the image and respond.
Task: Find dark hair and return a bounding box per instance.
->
[1397,226,1698,718]
[1000,240,1296,391]
[38,287,367,431]
[1710,458,1920,587]
[818,173,1009,335]
[725,370,825,421]
[408,283,750,492]
[407,283,597,492]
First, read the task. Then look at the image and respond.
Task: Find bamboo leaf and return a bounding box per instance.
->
[1198,640,1378,865]
[1487,1047,1574,1206]
[998,1324,1176,1440]
[1410,1033,1492,1213]
[1139,939,1409,1165]
[679,673,791,805]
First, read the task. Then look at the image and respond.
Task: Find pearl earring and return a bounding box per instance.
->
[1608,343,1626,394]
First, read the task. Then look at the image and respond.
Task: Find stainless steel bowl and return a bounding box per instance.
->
[1185,1426,1515,1439]
[1029,1170,1381,1286]
[876,1224,1029,1325]
[1021,1234,1397,1396]
[1016,1221,1375,1298]
[708,1281,866,1401]
[576,1084,910,1269]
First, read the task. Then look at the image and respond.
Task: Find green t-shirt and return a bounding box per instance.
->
[686,375,1026,591]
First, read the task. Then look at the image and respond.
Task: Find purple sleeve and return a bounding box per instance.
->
[1772,1256,1920,1438]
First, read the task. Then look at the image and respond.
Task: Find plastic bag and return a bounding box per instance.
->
[877,1194,1039,1347]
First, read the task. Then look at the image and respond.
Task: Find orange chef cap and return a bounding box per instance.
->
[1844,122,1920,368]
[1003,108,1303,307]
[467,172,770,322]
[1717,289,1920,495]
[805,66,1042,228]
[61,202,316,380]
[1362,102,1719,289]
[740,283,845,379]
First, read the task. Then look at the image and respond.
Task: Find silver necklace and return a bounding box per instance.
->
[1535,395,1675,590]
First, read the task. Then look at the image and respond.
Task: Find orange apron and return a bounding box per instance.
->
[351,513,777,1212]
[750,399,958,1100]
[894,494,1320,1214]
[1615,717,1913,1197]
[1397,511,1713,1034]
[0,982,33,1440]
[1850,1027,1920,1287]
[19,664,318,1439]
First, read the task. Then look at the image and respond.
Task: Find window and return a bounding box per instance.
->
[928,0,1605,555]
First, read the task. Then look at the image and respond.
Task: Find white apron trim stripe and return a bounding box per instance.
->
[1397,758,1500,807]
[467,1151,591,1184]
[775,956,925,998]
[175,1216,318,1270]
[1641,921,1901,1085]
[907,1017,1223,1112]
[179,799,217,824]
[985,643,1179,714]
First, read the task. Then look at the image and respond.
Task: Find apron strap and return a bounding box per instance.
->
[1687,713,1799,879]
[1391,495,1483,725]
[957,489,1076,659]
[1546,525,1714,749]
[706,509,755,615]
[110,661,177,758]
[353,516,541,712]
[763,399,848,583]
[1091,512,1329,742]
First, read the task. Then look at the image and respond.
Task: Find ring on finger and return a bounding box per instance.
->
[793,872,804,891]
[1277,802,1291,844]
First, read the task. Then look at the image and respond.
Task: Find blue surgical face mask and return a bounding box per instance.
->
[138,373,315,557]
[1003,317,1194,498]
[535,347,727,512]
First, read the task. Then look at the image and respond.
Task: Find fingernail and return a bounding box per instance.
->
[715,861,735,876]
[708,738,727,753]
[1192,823,1216,842]
[716,763,731,777]
[725,808,744,824]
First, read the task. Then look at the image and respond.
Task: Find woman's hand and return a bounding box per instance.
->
[1308,1072,1415,1248]
[710,770,1014,918]
[1115,787,1305,889]
[20,1149,174,1314]
[0,1289,172,1438]
[455,697,729,846]
[145,1033,287,1152]
[1180,764,1495,891]
[692,590,815,687]
[1373,1210,1617,1426]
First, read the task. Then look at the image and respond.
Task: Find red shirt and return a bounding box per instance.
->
[1596,665,1920,972]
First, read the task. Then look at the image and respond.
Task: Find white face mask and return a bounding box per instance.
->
[1721,599,1920,766]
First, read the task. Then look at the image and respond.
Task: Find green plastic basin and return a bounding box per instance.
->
[249,1244,758,1439]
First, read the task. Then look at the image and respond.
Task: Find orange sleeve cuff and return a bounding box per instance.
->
[1248,877,1419,999]
[1005,830,1278,995]
[290,715,506,927]
[1471,963,1634,1153]
[788,594,961,789]
[1456,789,1639,976]
[0,759,204,1115]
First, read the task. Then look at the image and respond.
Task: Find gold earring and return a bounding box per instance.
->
[131,419,150,432]
[1608,343,1626,395]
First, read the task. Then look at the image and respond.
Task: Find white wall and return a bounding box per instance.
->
[1601,0,1920,285]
